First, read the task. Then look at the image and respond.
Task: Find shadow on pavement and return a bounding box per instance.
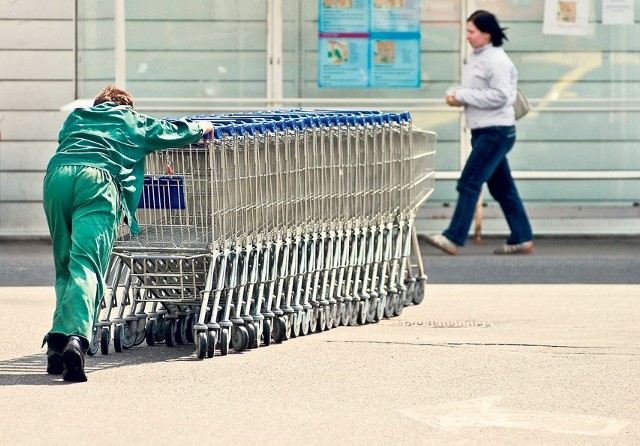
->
[0,343,219,386]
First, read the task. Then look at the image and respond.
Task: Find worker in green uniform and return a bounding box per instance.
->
[42,86,213,382]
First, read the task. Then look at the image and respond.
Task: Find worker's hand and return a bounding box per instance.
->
[446,94,464,107]
[199,121,214,140]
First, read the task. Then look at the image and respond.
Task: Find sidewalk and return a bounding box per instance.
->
[0,238,638,445]
[2,236,638,286]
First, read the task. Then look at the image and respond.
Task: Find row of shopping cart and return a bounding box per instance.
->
[89,109,436,359]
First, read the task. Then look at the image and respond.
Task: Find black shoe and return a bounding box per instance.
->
[46,349,64,375]
[62,336,88,382]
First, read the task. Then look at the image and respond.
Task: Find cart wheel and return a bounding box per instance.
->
[154,317,167,343]
[122,321,137,349]
[349,301,359,326]
[206,330,217,358]
[317,307,327,332]
[325,305,334,330]
[175,317,187,345]
[145,318,157,346]
[412,278,426,305]
[134,318,147,346]
[245,323,256,349]
[394,290,405,316]
[300,310,310,336]
[334,303,343,327]
[272,317,286,343]
[309,308,317,334]
[290,313,300,338]
[405,279,416,305]
[165,319,177,347]
[253,322,261,348]
[219,328,230,356]
[194,331,207,359]
[185,314,196,343]
[100,327,110,355]
[357,300,368,325]
[114,324,123,352]
[262,319,272,346]
[87,327,99,356]
[376,294,386,321]
[384,293,396,319]
[341,302,351,326]
[285,314,292,340]
[231,325,249,352]
[367,296,378,323]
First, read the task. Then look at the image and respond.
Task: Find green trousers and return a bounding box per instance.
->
[43,165,120,350]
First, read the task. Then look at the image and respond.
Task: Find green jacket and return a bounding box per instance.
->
[47,102,204,235]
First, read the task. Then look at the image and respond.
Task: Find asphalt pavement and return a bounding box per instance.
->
[0,237,638,445]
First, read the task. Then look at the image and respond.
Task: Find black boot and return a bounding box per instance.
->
[47,349,64,375]
[62,336,88,382]
[43,332,67,375]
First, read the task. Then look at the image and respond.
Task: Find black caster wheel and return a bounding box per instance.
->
[245,323,257,349]
[219,328,230,356]
[291,313,301,338]
[175,316,187,345]
[412,278,426,305]
[272,316,286,343]
[342,301,352,327]
[154,317,167,344]
[165,319,177,347]
[394,290,405,316]
[384,293,396,319]
[325,305,334,330]
[253,321,261,348]
[349,301,359,326]
[284,314,292,340]
[145,318,157,346]
[317,307,327,331]
[300,310,310,336]
[334,303,343,327]
[115,321,136,351]
[114,324,123,352]
[87,327,99,356]
[186,314,196,343]
[231,325,249,352]
[357,301,368,325]
[366,296,378,323]
[100,326,110,355]
[404,280,416,305]
[206,330,217,358]
[133,318,147,346]
[262,319,272,346]
[376,294,386,321]
[195,331,207,359]
[309,308,318,334]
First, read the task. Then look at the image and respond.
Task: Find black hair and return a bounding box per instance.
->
[468,10,508,47]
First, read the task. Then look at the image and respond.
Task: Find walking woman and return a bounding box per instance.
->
[42,86,213,381]
[426,10,534,255]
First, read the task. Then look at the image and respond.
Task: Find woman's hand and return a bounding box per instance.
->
[446,94,464,107]
[199,121,214,139]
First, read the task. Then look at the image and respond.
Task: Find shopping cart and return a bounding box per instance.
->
[88,110,436,360]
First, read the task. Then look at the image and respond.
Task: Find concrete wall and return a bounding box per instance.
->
[0,0,75,238]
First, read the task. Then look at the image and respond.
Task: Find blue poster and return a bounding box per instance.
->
[318,37,370,88]
[318,0,421,88]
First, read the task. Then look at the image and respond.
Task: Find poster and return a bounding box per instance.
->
[542,0,589,35]
[602,0,634,25]
[318,0,421,88]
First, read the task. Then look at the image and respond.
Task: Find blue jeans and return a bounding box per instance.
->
[443,126,533,247]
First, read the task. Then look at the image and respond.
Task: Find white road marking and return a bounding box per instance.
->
[399,396,630,436]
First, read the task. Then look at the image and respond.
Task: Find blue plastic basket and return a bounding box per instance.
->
[137,175,185,210]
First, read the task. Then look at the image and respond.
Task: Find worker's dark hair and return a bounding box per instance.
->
[93,85,134,107]
[468,10,508,47]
